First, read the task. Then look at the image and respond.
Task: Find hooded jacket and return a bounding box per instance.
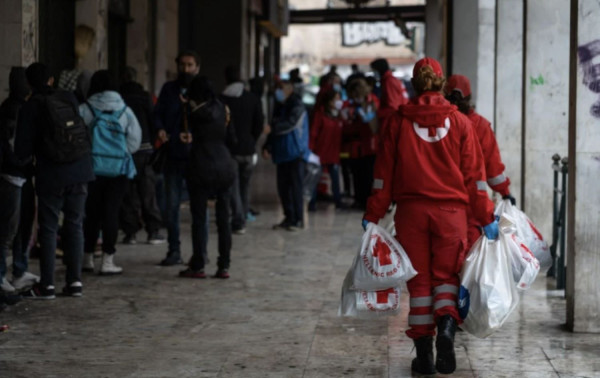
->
[79,91,142,155]
[364,92,495,226]
[220,82,264,156]
[0,67,30,182]
[380,70,409,111]
[187,98,236,190]
[467,110,510,196]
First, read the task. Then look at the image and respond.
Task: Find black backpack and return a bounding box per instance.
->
[40,90,91,163]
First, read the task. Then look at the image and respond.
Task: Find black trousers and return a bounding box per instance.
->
[276,158,305,225]
[119,153,163,236]
[188,184,232,271]
[84,176,129,254]
[352,155,376,208]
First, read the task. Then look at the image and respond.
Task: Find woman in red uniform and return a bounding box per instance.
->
[309,89,344,209]
[362,58,498,375]
[445,74,515,249]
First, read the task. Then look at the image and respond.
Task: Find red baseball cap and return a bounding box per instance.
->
[412,57,444,79]
[446,74,472,97]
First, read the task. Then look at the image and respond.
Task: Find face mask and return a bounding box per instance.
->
[329,109,339,117]
[334,99,343,110]
[333,83,342,92]
[373,71,381,80]
[275,88,286,103]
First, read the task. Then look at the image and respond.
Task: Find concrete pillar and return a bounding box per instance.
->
[153,0,178,95]
[495,0,524,206]
[76,0,108,72]
[566,0,600,333]
[523,0,570,238]
[451,0,478,98]
[0,0,37,101]
[475,0,495,121]
[424,0,446,70]
[127,0,151,89]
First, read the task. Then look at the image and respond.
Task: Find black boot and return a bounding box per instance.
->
[435,315,457,374]
[411,336,436,375]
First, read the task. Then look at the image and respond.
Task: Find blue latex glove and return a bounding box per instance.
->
[482,219,499,240]
[362,219,370,231]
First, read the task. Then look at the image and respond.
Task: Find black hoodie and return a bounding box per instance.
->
[0,67,30,180]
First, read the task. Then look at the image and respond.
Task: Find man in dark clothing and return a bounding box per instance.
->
[14,63,95,299]
[154,50,200,266]
[263,80,308,231]
[220,66,264,234]
[0,67,38,295]
[118,67,165,245]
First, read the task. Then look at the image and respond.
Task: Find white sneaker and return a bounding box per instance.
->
[11,272,40,291]
[82,253,95,273]
[100,253,123,275]
[1,278,16,293]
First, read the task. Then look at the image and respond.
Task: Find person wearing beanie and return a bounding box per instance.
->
[445,74,515,249]
[0,67,39,296]
[362,57,497,375]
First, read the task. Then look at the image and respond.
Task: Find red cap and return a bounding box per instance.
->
[445,74,471,97]
[412,57,444,79]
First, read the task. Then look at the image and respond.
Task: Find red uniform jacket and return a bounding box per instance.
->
[310,110,343,165]
[364,92,495,226]
[378,71,409,139]
[467,110,511,196]
[341,95,380,158]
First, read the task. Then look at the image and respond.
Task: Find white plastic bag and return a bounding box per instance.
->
[458,226,520,338]
[352,223,417,291]
[499,215,540,290]
[495,199,552,274]
[338,269,402,319]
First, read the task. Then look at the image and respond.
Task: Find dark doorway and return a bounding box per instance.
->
[38,0,75,78]
[108,0,130,83]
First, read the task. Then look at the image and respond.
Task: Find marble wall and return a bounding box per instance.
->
[0,0,28,102]
[76,0,108,72]
[567,0,600,333]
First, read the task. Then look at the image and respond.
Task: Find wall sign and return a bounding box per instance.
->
[342,21,407,47]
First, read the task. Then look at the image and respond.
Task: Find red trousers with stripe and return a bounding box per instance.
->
[394,200,468,339]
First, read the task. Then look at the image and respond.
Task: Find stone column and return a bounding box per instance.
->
[475,0,495,121]
[76,0,108,71]
[127,0,151,89]
[0,0,37,101]
[495,0,524,205]
[424,0,446,70]
[566,0,600,333]
[523,0,570,238]
[451,0,478,98]
[153,0,178,95]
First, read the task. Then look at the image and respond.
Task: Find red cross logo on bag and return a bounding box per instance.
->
[376,288,395,304]
[372,237,393,266]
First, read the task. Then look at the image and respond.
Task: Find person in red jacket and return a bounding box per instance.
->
[445,74,515,249]
[309,89,344,210]
[370,58,409,135]
[362,58,498,375]
[344,78,379,210]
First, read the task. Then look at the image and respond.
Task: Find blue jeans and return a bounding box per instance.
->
[0,179,22,282]
[37,183,88,287]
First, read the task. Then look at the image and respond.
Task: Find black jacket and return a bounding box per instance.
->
[14,85,95,190]
[220,83,264,156]
[0,95,28,179]
[187,99,236,191]
[120,81,155,153]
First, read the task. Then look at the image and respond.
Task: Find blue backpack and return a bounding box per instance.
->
[87,103,136,179]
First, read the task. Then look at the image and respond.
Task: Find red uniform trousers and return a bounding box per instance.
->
[394,200,468,339]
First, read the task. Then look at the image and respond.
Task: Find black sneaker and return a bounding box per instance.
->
[62,281,83,297]
[272,219,291,230]
[214,269,230,279]
[22,283,55,300]
[0,293,22,306]
[158,253,184,266]
[147,232,166,245]
[122,234,137,245]
[286,221,304,232]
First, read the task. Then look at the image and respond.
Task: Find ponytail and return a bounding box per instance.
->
[412,65,446,95]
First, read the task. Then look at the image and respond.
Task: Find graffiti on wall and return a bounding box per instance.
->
[342,21,408,47]
[578,39,600,118]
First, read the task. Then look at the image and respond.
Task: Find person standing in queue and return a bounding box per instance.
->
[445,74,515,249]
[362,58,498,375]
